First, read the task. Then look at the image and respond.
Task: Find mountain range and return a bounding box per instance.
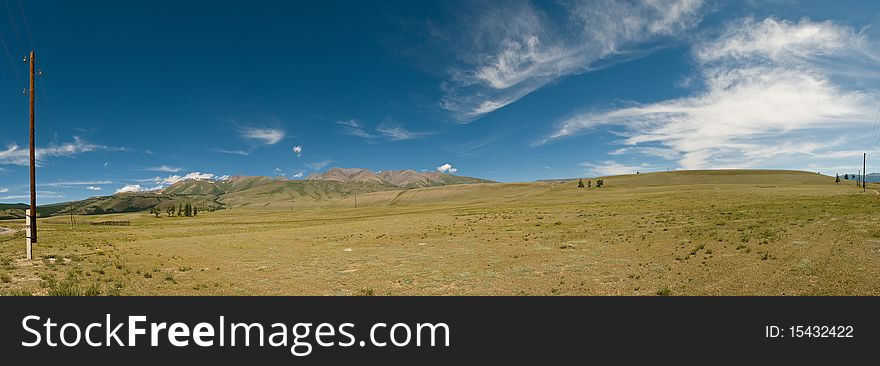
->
[0,168,494,219]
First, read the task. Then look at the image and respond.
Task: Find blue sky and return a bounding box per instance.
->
[1,0,880,204]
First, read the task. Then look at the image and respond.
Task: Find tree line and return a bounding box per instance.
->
[149,203,199,218]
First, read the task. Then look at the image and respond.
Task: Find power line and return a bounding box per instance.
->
[10,1,71,221]
[16,0,33,48]
[3,0,24,52]
[0,29,23,87]
[870,107,880,154]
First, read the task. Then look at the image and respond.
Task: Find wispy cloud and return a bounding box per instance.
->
[376,124,431,141]
[1,192,64,201]
[338,119,430,141]
[581,160,658,176]
[306,160,333,170]
[440,0,704,121]
[214,149,250,156]
[141,165,184,173]
[0,137,124,166]
[239,127,285,145]
[42,180,113,187]
[0,187,8,193]
[292,145,303,157]
[543,17,879,171]
[85,186,102,191]
[292,171,304,179]
[337,119,377,139]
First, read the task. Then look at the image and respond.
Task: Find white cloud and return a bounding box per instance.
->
[0,137,122,166]
[115,184,144,194]
[292,145,303,156]
[306,160,333,171]
[103,162,110,167]
[292,171,304,179]
[337,119,376,139]
[338,119,430,141]
[240,127,285,145]
[143,165,183,173]
[117,172,220,194]
[43,180,112,187]
[154,172,216,185]
[274,168,287,177]
[376,125,431,141]
[543,17,879,171]
[0,187,8,193]
[437,163,458,174]
[581,160,658,176]
[1,192,63,201]
[214,149,250,156]
[441,0,704,121]
[85,186,102,191]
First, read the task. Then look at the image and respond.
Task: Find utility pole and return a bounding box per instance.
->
[26,50,36,260]
[864,152,867,193]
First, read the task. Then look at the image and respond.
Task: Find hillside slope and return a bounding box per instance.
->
[308,167,493,188]
[0,168,493,218]
[0,169,846,219]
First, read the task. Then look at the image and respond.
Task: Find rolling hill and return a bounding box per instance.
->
[0,168,496,219]
[1,169,846,220]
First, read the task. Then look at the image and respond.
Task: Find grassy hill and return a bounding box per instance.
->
[308,167,493,188]
[3,168,877,296]
[0,170,849,220]
[0,170,496,219]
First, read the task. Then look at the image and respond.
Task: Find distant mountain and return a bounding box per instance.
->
[308,167,493,188]
[839,173,880,182]
[0,169,494,219]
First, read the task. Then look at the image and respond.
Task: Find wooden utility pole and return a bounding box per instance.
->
[864,153,867,193]
[27,50,36,259]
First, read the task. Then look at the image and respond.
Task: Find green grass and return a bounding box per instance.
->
[1,170,879,295]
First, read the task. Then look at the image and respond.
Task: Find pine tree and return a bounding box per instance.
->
[578,179,585,188]
[193,206,198,216]
[587,180,591,188]
[836,174,840,184]
[167,205,174,217]
[178,203,183,216]
[596,179,604,188]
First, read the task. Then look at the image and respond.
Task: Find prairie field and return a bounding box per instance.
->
[2,170,880,296]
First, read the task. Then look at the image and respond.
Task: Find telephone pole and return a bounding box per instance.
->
[863,152,867,193]
[27,50,36,260]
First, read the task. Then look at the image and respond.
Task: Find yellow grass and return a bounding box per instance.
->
[1,170,879,296]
